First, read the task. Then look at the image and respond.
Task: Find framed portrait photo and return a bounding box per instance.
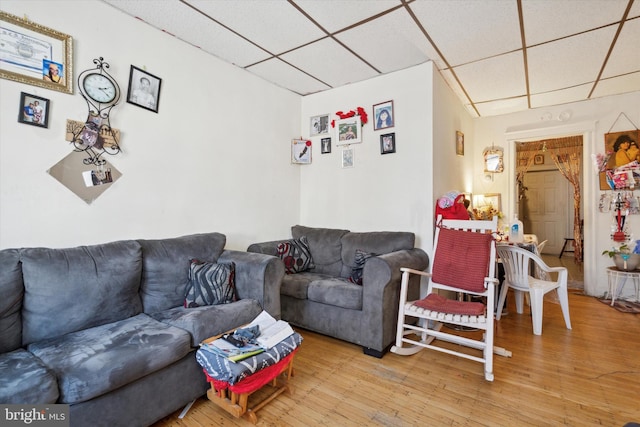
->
[380,133,395,154]
[292,139,312,164]
[321,137,331,154]
[373,100,394,130]
[456,131,464,156]
[335,116,362,145]
[342,147,354,168]
[310,114,329,136]
[18,92,50,128]
[127,65,162,113]
[0,11,73,94]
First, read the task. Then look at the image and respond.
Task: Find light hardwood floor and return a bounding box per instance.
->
[154,289,639,427]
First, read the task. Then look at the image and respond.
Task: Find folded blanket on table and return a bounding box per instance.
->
[196,332,302,388]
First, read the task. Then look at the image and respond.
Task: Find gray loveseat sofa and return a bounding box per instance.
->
[247,225,428,357]
[0,232,283,427]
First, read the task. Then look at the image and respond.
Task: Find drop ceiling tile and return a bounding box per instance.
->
[453,51,526,103]
[439,69,471,106]
[280,38,379,88]
[527,26,617,93]
[522,0,628,46]
[591,73,640,99]
[475,97,529,117]
[103,0,270,66]
[530,83,592,109]
[602,18,640,78]
[248,58,331,95]
[188,0,326,54]
[409,0,521,66]
[334,9,437,73]
[294,0,402,33]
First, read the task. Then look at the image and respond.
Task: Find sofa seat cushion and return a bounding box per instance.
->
[308,278,363,310]
[339,231,415,277]
[291,225,349,276]
[0,349,58,404]
[0,248,23,353]
[20,240,143,346]
[150,298,263,346]
[138,233,227,313]
[27,313,191,405]
[281,272,334,300]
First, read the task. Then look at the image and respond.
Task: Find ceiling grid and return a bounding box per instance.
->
[103,0,640,117]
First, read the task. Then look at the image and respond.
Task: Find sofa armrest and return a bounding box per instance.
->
[218,250,284,320]
[246,240,291,257]
[360,248,429,350]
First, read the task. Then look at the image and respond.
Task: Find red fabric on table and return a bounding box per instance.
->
[204,348,298,395]
[413,293,485,316]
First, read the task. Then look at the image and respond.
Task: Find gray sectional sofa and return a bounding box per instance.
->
[0,232,283,427]
[247,225,429,357]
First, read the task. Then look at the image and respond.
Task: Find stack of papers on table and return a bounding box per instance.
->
[199,311,295,362]
[246,310,295,350]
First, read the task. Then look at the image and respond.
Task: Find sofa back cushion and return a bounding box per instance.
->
[291,225,349,276]
[340,231,415,278]
[20,240,143,346]
[138,233,226,313]
[0,249,23,353]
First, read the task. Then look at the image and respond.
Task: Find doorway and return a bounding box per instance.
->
[520,169,572,255]
[515,137,583,261]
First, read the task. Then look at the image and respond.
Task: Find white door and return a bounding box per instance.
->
[521,170,572,255]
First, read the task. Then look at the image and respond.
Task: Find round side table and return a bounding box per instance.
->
[606,267,640,306]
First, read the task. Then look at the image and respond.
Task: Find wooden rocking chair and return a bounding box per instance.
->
[391,216,511,381]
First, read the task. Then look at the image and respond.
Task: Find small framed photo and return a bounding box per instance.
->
[321,137,331,154]
[380,133,396,154]
[335,116,362,145]
[292,139,312,164]
[127,65,162,113]
[373,100,394,130]
[534,154,544,165]
[18,92,50,128]
[342,147,354,168]
[456,131,464,156]
[310,114,329,136]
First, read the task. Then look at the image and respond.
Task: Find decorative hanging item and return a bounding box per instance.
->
[598,112,640,190]
[73,57,122,166]
[612,192,629,242]
[330,107,368,128]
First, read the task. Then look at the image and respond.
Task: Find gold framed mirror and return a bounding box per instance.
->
[484,147,504,173]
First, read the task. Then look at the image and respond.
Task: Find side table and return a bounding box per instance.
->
[606,267,640,306]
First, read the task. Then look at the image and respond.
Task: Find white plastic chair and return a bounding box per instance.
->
[534,240,549,280]
[391,216,511,381]
[536,239,548,255]
[496,245,571,336]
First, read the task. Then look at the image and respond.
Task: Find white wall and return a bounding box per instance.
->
[0,0,302,250]
[300,63,428,250]
[432,66,476,202]
[472,91,640,297]
[299,62,475,254]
